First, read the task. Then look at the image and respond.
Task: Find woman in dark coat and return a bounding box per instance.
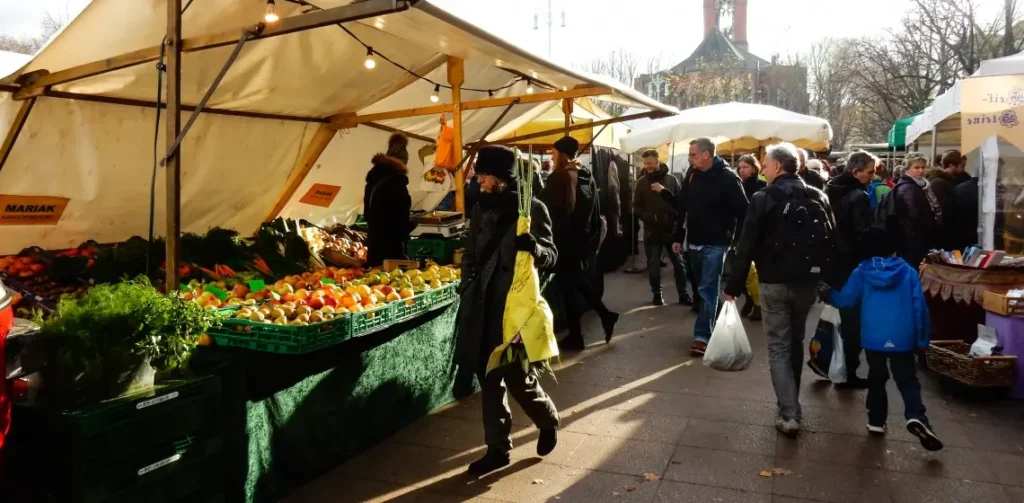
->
[364,134,415,266]
[737,154,766,202]
[891,154,942,268]
[455,145,560,476]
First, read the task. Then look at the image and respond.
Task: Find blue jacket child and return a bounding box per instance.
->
[827,256,931,352]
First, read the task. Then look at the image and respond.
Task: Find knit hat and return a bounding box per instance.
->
[475,145,516,181]
[553,136,579,159]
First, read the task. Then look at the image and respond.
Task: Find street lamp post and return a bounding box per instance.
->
[533,0,566,58]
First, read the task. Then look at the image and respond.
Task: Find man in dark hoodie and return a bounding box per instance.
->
[824,150,876,389]
[797,149,826,191]
[541,136,619,350]
[672,138,749,356]
[364,133,415,266]
[925,150,961,249]
[634,149,693,307]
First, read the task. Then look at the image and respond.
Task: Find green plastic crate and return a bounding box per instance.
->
[347,302,395,337]
[207,314,350,354]
[393,294,430,322]
[407,237,465,264]
[83,435,224,503]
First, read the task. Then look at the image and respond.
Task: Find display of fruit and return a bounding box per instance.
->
[0,255,45,279]
[16,274,89,301]
[299,226,368,263]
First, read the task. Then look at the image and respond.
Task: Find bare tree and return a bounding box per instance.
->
[668,58,752,110]
[0,7,69,55]
[807,38,860,148]
[581,50,668,116]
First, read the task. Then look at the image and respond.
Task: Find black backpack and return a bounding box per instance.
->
[572,167,606,255]
[764,185,835,282]
[872,186,898,233]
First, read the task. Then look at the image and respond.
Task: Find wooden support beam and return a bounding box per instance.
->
[332,104,454,128]
[481,111,666,147]
[264,123,338,222]
[461,86,611,111]
[0,98,36,174]
[562,98,574,135]
[5,0,411,95]
[448,56,465,213]
[332,86,614,129]
[165,0,183,289]
[41,90,329,123]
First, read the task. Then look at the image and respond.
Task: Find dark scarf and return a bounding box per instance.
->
[476,189,520,265]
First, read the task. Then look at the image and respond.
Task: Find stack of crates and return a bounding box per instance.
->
[7,375,224,502]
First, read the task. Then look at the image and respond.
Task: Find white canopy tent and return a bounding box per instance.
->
[0,51,30,79]
[906,50,1024,150]
[619,102,833,155]
[0,0,674,268]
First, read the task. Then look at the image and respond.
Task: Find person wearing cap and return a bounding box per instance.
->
[541,136,619,350]
[456,145,561,475]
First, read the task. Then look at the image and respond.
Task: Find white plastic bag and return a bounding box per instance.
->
[703,301,753,371]
[824,306,847,384]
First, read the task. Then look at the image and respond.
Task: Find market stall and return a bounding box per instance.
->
[0,1,676,502]
[619,101,833,158]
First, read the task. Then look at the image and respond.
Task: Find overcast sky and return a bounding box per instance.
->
[0,0,1005,70]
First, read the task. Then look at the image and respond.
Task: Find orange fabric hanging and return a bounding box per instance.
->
[434,115,457,171]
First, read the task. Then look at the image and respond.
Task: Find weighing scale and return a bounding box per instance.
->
[410,211,466,238]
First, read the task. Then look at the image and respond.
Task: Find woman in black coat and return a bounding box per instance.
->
[455,145,560,475]
[891,155,942,268]
[737,154,766,201]
[364,134,415,266]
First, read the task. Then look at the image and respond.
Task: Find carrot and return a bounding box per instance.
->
[221,264,238,276]
[199,266,221,280]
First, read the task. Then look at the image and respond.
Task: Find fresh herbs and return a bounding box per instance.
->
[41,277,214,398]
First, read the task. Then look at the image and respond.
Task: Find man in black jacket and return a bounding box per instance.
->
[951,175,980,250]
[724,142,837,436]
[671,138,748,356]
[797,149,826,191]
[823,151,876,390]
[635,150,693,306]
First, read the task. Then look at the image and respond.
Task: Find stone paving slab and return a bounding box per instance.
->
[285,270,1024,503]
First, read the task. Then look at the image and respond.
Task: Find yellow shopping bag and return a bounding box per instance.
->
[746,264,760,307]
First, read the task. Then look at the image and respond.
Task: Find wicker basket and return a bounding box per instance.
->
[925,340,1017,387]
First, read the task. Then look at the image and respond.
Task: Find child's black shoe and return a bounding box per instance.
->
[907,419,943,451]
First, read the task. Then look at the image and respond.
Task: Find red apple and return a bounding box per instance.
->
[308,297,325,310]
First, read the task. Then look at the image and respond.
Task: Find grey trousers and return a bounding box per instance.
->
[481,364,559,453]
[760,283,818,422]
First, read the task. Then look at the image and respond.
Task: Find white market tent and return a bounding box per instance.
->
[0,51,31,79]
[906,50,1024,150]
[0,0,675,278]
[619,102,833,155]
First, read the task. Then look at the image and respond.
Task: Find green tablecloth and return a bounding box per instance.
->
[194,300,467,503]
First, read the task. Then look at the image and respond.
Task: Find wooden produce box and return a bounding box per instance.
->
[982,291,1024,316]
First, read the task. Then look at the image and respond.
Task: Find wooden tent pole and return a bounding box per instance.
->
[478,110,664,147]
[264,123,338,222]
[448,56,465,213]
[165,0,183,288]
[0,97,36,174]
[562,98,573,136]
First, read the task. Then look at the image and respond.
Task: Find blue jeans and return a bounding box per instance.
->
[645,241,688,299]
[687,246,728,343]
[865,351,928,426]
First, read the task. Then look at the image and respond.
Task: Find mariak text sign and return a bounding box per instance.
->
[298,183,341,208]
[0,195,70,225]
[962,75,1024,152]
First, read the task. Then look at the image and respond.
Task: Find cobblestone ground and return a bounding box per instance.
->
[286,267,1024,503]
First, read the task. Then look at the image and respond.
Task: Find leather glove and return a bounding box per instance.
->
[514,233,537,254]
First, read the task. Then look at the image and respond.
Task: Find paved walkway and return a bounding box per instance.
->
[286,268,1024,503]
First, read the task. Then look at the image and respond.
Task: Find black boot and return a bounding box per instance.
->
[559,334,586,351]
[691,299,701,313]
[740,297,754,317]
[678,292,694,306]
[652,293,666,306]
[537,428,558,456]
[602,312,620,344]
[468,449,511,475]
[749,306,762,321]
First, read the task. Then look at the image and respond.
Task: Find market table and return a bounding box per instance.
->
[192,299,467,503]
[920,263,1024,343]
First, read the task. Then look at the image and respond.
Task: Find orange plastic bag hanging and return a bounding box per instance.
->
[434,115,457,171]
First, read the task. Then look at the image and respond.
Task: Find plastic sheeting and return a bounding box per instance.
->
[620,102,832,154]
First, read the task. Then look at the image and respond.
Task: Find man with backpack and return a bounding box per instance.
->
[541,136,618,351]
[724,142,837,436]
[671,138,749,356]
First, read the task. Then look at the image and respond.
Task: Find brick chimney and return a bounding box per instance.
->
[733,0,749,50]
[703,0,717,37]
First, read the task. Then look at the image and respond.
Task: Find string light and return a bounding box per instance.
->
[430,84,440,103]
[526,80,535,94]
[363,47,376,69]
[264,0,280,23]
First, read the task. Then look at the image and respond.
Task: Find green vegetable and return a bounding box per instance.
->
[41,277,214,400]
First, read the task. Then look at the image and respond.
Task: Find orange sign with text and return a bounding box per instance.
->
[298,184,341,208]
[0,195,70,225]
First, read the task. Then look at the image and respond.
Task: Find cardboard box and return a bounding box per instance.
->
[982,290,1024,316]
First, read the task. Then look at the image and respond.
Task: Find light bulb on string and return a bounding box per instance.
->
[526,79,534,95]
[430,84,440,103]
[363,47,376,69]
[264,0,280,23]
